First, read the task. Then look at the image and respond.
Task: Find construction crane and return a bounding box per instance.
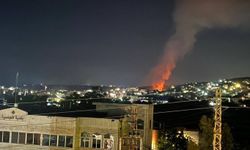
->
[213,88,222,150]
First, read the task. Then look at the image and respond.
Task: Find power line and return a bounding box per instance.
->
[10,96,250,109]
[0,106,213,129]
[154,107,212,114]
[156,99,207,105]
[2,102,248,118]
[222,106,250,109]
[1,103,248,118]
[8,97,105,105]
[5,98,208,106]
[0,101,248,129]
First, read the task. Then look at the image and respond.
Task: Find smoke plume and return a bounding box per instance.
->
[149,0,250,91]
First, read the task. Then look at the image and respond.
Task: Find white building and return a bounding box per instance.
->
[0,107,119,150]
[0,103,154,150]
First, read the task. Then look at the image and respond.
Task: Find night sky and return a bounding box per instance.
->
[0,0,249,86]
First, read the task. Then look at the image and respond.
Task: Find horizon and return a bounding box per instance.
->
[1,75,249,88]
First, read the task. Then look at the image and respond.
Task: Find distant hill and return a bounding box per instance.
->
[21,84,115,91]
[229,77,250,81]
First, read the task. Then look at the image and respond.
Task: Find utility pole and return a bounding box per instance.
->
[14,72,19,108]
[213,88,222,150]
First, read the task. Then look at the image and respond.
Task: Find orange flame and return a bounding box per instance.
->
[148,37,183,91]
[151,62,176,91]
[152,130,158,150]
[152,81,165,91]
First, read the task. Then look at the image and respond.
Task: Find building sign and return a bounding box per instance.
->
[0,108,27,121]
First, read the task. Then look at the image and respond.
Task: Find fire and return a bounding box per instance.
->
[151,130,158,150]
[152,81,165,91]
[151,62,176,91]
[148,39,179,92]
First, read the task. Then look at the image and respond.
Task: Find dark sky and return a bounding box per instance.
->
[0,0,249,86]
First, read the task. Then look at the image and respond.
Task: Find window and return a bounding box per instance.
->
[149,120,152,129]
[58,136,65,147]
[19,132,25,144]
[0,131,2,142]
[97,139,101,148]
[27,133,34,144]
[11,132,18,143]
[137,119,144,130]
[34,134,41,145]
[42,134,50,146]
[50,135,57,146]
[42,134,72,147]
[134,138,141,150]
[92,134,102,149]
[104,134,114,150]
[0,131,75,148]
[93,139,97,148]
[81,132,90,148]
[122,138,130,146]
[3,131,10,143]
[66,136,73,148]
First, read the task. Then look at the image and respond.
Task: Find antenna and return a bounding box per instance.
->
[14,72,19,108]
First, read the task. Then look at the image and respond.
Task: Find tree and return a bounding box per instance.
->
[187,141,199,150]
[158,128,188,150]
[198,115,234,150]
[199,115,213,150]
[66,92,81,99]
[222,123,233,150]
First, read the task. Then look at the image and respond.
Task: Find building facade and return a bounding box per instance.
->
[0,103,153,150]
[0,108,119,150]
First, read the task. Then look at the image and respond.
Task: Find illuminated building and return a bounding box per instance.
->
[0,107,119,150]
[0,103,154,150]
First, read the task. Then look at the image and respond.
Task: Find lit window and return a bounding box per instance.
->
[3,131,10,143]
[42,134,50,146]
[66,136,73,148]
[58,136,65,147]
[11,132,18,143]
[81,132,90,148]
